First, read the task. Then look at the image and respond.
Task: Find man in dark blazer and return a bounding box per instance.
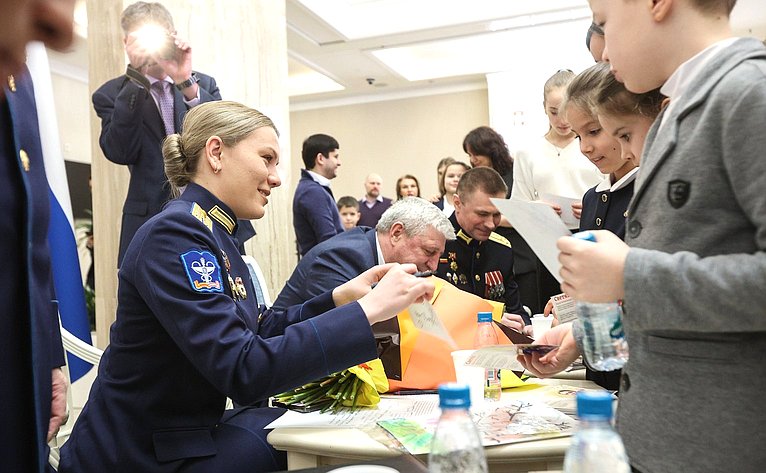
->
[93,2,254,265]
[276,197,454,310]
[0,0,76,470]
[293,133,345,256]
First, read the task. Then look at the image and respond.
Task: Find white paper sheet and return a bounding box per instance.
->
[408,301,456,348]
[491,198,572,282]
[540,193,581,229]
[266,395,440,429]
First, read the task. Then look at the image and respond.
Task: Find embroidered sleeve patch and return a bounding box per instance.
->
[180,250,224,293]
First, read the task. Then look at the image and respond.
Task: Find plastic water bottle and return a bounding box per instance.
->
[473,311,501,401]
[428,383,488,473]
[564,391,630,473]
[572,231,629,371]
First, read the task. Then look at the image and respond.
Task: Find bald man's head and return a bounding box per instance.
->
[364,173,383,199]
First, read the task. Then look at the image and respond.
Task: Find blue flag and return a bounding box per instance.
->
[28,43,93,381]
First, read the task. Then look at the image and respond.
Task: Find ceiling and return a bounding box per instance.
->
[55,0,766,111]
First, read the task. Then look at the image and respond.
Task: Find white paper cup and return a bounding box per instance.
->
[450,349,485,407]
[531,314,553,340]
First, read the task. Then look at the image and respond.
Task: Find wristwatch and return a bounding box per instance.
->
[174,73,198,91]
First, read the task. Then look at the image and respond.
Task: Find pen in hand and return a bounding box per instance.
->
[371,270,434,290]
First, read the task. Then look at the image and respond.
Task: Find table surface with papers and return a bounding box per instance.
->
[267,378,603,472]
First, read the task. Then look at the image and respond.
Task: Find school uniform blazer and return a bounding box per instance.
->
[92,72,221,264]
[60,183,377,472]
[273,226,379,310]
[293,169,344,256]
[0,69,65,473]
[617,38,766,473]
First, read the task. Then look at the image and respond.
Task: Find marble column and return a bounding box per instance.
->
[87,0,292,346]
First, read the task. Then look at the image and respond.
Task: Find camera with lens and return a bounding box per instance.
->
[133,23,176,60]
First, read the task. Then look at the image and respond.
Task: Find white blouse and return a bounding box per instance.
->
[511,137,604,201]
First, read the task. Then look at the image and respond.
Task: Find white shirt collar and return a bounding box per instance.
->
[307,170,332,187]
[595,167,639,192]
[374,232,386,264]
[362,194,384,204]
[660,37,739,128]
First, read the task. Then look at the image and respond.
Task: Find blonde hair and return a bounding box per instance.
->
[562,62,612,118]
[543,69,575,105]
[163,101,278,198]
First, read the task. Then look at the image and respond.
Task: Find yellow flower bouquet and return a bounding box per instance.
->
[274,359,389,412]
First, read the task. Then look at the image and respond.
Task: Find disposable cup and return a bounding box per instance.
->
[531,314,553,340]
[450,349,485,408]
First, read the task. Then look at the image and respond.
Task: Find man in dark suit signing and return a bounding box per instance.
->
[93,2,255,265]
[275,197,454,310]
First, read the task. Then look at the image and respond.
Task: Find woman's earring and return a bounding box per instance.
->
[214,165,221,174]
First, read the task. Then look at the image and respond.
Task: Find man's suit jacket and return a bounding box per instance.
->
[274,226,378,310]
[92,72,222,264]
[292,169,344,256]
[616,38,766,473]
[0,69,65,473]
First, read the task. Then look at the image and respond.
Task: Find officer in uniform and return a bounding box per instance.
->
[436,167,527,323]
[60,101,432,473]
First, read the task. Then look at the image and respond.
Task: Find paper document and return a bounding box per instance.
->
[540,193,581,229]
[378,399,576,454]
[408,301,456,348]
[550,293,578,323]
[266,395,439,429]
[491,198,572,282]
[466,345,527,372]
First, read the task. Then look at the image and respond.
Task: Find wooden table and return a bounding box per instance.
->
[268,378,601,472]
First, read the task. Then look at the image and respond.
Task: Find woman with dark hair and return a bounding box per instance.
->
[462,126,514,196]
[395,174,421,200]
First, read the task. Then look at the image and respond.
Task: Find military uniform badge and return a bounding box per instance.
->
[180,250,223,293]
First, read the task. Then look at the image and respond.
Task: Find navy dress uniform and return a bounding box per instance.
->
[60,183,378,473]
[577,169,637,391]
[436,213,527,323]
[0,69,65,473]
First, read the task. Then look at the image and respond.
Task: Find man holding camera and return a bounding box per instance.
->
[93,2,235,266]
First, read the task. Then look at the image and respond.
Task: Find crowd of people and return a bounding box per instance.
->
[2,0,764,472]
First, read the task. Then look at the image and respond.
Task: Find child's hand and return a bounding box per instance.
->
[517,323,579,377]
[557,230,629,302]
[571,201,583,219]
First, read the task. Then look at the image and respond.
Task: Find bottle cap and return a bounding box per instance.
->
[572,231,597,243]
[438,383,471,409]
[477,311,492,323]
[575,391,613,419]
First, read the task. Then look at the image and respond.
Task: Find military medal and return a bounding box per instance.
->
[235,276,247,300]
[228,274,238,300]
[221,250,231,271]
[458,274,467,285]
